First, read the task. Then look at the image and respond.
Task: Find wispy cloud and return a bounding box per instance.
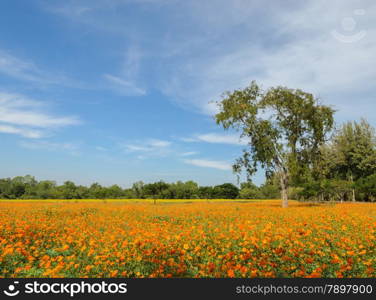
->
[0,92,80,138]
[181,133,246,145]
[0,48,82,88]
[197,133,246,145]
[95,146,108,152]
[180,151,198,157]
[0,125,44,139]
[49,4,92,18]
[0,49,50,83]
[180,137,197,143]
[103,44,146,96]
[123,139,172,158]
[104,74,146,96]
[183,158,232,171]
[19,140,81,155]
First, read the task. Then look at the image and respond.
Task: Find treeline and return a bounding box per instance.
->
[0,176,280,200]
[1,166,375,202]
[292,119,376,202]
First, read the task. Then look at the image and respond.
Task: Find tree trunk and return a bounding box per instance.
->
[350,174,356,202]
[280,170,288,208]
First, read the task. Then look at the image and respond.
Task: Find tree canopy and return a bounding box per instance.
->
[215,81,335,207]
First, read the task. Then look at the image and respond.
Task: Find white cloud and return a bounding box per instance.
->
[0,125,44,139]
[0,92,80,138]
[104,74,146,96]
[0,49,82,88]
[148,139,171,147]
[196,133,246,145]
[181,133,246,145]
[95,146,108,151]
[180,151,198,157]
[19,140,81,155]
[180,137,197,143]
[123,139,172,157]
[0,49,49,83]
[125,144,151,152]
[184,158,232,171]
[122,45,143,78]
[103,44,147,96]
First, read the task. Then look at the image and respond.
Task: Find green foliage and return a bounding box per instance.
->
[258,180,280,199]
[198,186,214,199]
[132,181,145,198]
[355,174,376,202]
[0,176,240,200]
[297,119,376,202]
[212,183,239,199]
[298,179,353,202]
[327,119,376,181]
[165,181,199,199]
[287,187,304,200]
[143,181,170,199]
[238,180,279,199]
[239,187,258,199]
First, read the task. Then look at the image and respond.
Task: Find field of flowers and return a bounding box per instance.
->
[0,200,375,278]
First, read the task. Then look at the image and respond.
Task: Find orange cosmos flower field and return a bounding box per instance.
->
[0,200,375,278]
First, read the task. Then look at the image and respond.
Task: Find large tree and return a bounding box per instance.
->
[215,81,334,207]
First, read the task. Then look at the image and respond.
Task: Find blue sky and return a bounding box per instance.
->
[0,0,375,187]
